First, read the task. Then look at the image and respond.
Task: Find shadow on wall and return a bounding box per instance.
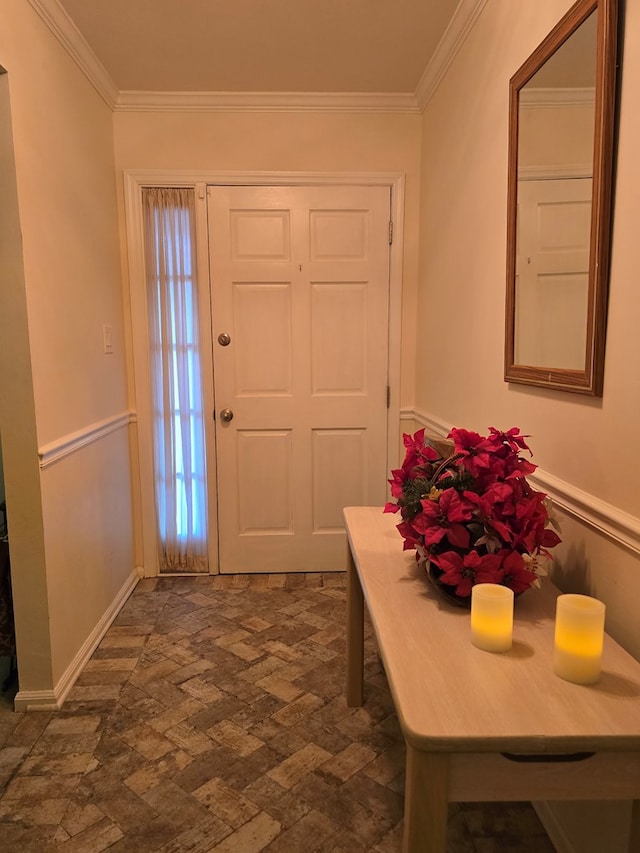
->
[550,539,590,593]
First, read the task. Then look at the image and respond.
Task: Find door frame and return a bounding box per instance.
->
[124,170,405,577]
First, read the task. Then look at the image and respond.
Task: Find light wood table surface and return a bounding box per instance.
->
[344,506,640,853]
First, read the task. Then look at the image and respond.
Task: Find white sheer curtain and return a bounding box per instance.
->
[142,187,208,572]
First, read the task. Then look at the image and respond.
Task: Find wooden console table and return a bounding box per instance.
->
[344,506,640,853]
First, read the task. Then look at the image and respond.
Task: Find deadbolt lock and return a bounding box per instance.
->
[218,332,231,346]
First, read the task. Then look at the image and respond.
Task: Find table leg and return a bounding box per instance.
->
[346,543,364,707]
[403,745,449,853]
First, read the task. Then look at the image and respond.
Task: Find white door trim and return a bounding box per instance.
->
[124,170,404,577]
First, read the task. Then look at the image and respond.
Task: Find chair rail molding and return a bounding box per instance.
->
[407,408,640,558]
[38,410,136,469]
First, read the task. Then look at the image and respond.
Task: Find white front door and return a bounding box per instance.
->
[207,185,391,573]
[515,177,592,369]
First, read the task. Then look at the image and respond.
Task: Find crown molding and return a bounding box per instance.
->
[27,0,118,108]
[115,90,420,114]
[28,0,487,115]
[415,0,488,110]
[25,0,419,114]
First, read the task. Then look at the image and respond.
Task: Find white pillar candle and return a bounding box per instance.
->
[470,583,514,652]
[553,594,605,685]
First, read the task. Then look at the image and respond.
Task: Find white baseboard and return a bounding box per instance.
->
[12,690,59,712]
[14,569,139,711]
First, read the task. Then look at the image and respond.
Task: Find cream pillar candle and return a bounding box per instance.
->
[470,583,514,652]
[553,594,606,685]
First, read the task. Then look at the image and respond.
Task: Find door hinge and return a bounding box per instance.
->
[388,220,393,245]
[386,385,391,408]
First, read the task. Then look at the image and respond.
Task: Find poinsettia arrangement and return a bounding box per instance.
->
[384,427,561,599]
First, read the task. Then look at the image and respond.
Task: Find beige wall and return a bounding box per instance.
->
[114,109,422,411]
[519,101,595,169]
[418,0,640,505]
[0,1,134,700]
[417,3,640,848]
[0,70,53,693]
[417,0,640,627]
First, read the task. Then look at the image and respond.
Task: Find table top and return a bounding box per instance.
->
[344,506,640,753]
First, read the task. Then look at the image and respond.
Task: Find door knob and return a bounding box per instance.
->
[220,408,234,422]
[218,332,231,346]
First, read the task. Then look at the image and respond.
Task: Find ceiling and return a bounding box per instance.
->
[56,0,462,95]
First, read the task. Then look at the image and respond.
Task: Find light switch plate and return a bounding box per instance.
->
[103,324,113,354]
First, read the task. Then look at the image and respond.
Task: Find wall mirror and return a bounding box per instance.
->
[504,0,618,396]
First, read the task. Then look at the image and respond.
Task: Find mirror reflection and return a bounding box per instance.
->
[504,0,618,397]
[515,12,596,370]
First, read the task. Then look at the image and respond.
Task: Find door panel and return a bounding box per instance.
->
[208,185,390,573]
[515,177,592,369]
[311,283,367,394]
[236,430,293,533]
[233,283,292,394]
[312,428,367,532]
[310,209,368,259]
[230,209,291,260]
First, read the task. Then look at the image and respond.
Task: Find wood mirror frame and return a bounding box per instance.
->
[504,0,618,396]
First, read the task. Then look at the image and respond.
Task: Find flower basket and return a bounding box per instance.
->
[385,427,561,604]
[424,559,472,607]
[423,558,530,609]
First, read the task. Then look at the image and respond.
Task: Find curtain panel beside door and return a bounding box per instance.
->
[142,187,208,572]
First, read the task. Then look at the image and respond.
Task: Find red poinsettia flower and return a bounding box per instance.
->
[463,482,517,544]
[413,488,472,549]
[498,550,538,594]
[387,467,408,501]
[449,428,494,477]
[401,428,439,474]
[433,550,503,598]
[488,426,531,455]
[395,520,422,551]
[386,426,562,600]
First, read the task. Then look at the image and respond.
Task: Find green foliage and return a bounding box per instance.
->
[399,477,432,518]
[437,468,476,494]
[399,465,476,519]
